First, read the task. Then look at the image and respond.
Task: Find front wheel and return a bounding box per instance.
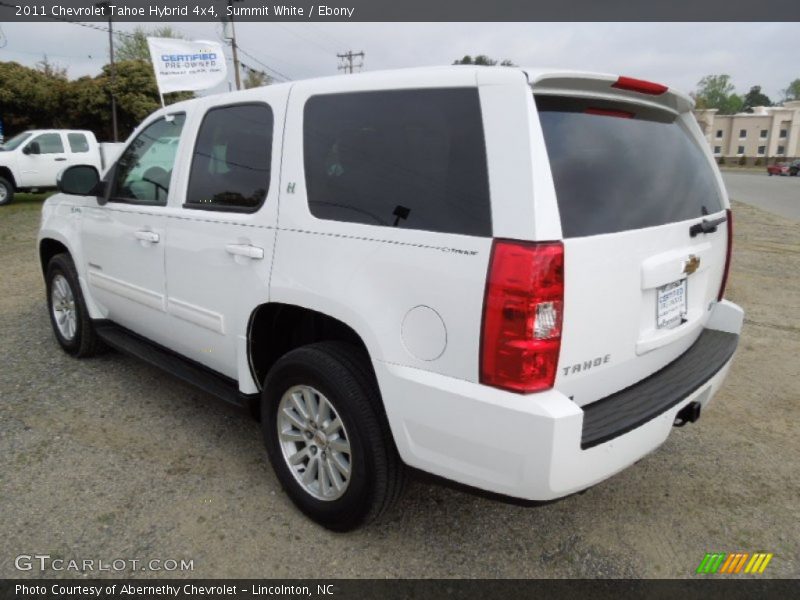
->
[46,253,103,357]
[261,342,405,531]
[0,177,14,206]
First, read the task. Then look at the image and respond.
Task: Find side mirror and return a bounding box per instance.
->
[58,165,100,196]
[23,141,40,155]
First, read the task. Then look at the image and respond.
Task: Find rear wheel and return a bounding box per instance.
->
[0,177,14,206]
[46,253,103,357]
[261,342,405,531]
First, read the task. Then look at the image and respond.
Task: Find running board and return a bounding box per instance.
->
[94,321,256,410]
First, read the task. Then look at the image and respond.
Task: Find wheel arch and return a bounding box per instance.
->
[247,302,378,418]
[0,167,17,189]
[39,237,71,277]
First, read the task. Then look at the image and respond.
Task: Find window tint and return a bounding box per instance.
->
[67,133,89,153]
[31,133,64,154]
[536,95,723,238]
[303,88,491,237]
[186,103,273,211]
[109,115,185,205]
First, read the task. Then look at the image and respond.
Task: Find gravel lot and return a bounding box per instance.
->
[1,195,798,579]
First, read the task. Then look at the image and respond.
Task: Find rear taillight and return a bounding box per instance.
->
[611,76,668,96]
[480,240,564,393]
[717,208,733,301]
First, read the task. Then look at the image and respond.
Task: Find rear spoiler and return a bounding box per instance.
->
[524,70,694,115]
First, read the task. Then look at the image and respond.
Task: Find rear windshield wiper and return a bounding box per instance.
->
[689,215,727,237]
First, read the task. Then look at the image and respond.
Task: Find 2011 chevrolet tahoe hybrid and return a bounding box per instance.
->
[38,66,743,530]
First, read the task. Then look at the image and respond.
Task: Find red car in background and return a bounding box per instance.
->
[767,162,790,176]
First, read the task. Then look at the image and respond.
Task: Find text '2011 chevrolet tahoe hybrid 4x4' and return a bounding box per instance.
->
[39,67,743,531]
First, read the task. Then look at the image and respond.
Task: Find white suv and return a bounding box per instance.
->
[38,66,743,531]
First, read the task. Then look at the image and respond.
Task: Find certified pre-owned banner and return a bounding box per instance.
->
[146,37,227,96]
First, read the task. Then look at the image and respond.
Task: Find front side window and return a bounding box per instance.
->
[30,133,64,154]
[109,114,185,205]
[68,133,89,153]
[303,88,492,237]
[185,103,273,211]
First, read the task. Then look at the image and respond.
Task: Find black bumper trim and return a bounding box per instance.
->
[580,328,739,449]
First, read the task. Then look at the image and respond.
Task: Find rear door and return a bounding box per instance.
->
[162,95,284,381]
[533,92,729,406]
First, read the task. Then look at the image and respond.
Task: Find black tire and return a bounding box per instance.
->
[261,341,405,531]
[45,253,104,357]
[0,176,14,206]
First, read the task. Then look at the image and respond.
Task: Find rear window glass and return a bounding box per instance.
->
[303,88,491,237]
[536,95,723,238]
[68,133,89,153]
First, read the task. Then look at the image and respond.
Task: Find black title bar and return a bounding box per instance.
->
[0,0,799,22]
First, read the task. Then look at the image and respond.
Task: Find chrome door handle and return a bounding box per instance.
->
[225,243,264,260]
[134,230,160,243]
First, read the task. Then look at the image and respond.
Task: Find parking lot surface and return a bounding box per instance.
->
[722,170,800,220]
[1,195,798,578]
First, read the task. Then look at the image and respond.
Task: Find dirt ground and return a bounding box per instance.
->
[1,195,798,579]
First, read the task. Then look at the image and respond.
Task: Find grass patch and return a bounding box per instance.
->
[2,192,55,214]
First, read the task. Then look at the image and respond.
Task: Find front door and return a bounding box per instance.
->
[18,132,67,187]
[81,114,187,343]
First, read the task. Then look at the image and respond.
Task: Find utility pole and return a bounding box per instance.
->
[224,0,243,90]
[96,1,118,141]
[337,51,364,74]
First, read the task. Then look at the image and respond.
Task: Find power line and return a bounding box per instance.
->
[234,45,292,82]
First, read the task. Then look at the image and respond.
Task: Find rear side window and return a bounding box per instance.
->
[67,133,89,153]
[303,88,491,237]
[186,103,273,211]
[536,96,723,238]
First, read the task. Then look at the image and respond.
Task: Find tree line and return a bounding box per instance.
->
[0,26,270,142]
[692,74,800,114]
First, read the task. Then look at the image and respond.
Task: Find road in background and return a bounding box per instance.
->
[722,171,800,221]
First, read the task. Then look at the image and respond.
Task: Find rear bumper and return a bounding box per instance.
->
[375,300,743,501]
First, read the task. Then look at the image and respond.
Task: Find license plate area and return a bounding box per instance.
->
[657,279,687,329]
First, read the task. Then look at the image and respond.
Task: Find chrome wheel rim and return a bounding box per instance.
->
[277,385,352,501]
[51,274,77,341]
[0,183,7,202]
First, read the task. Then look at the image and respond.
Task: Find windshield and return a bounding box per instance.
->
[1,132,33,151]
[536,95,723,238]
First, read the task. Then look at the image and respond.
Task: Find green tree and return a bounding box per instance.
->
[782,79,800,102]
[0,61,66,133]
[243,68,272,89]
[453,55,515,66]
[115,26,185,62]
[741,85,772,112]
[692,74,743,115]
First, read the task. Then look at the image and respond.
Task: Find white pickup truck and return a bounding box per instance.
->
[0,129,122,206]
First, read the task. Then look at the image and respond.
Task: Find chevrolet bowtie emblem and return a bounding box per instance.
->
[683,255,701,275]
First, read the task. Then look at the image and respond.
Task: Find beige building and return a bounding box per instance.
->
[694,101,800,161]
